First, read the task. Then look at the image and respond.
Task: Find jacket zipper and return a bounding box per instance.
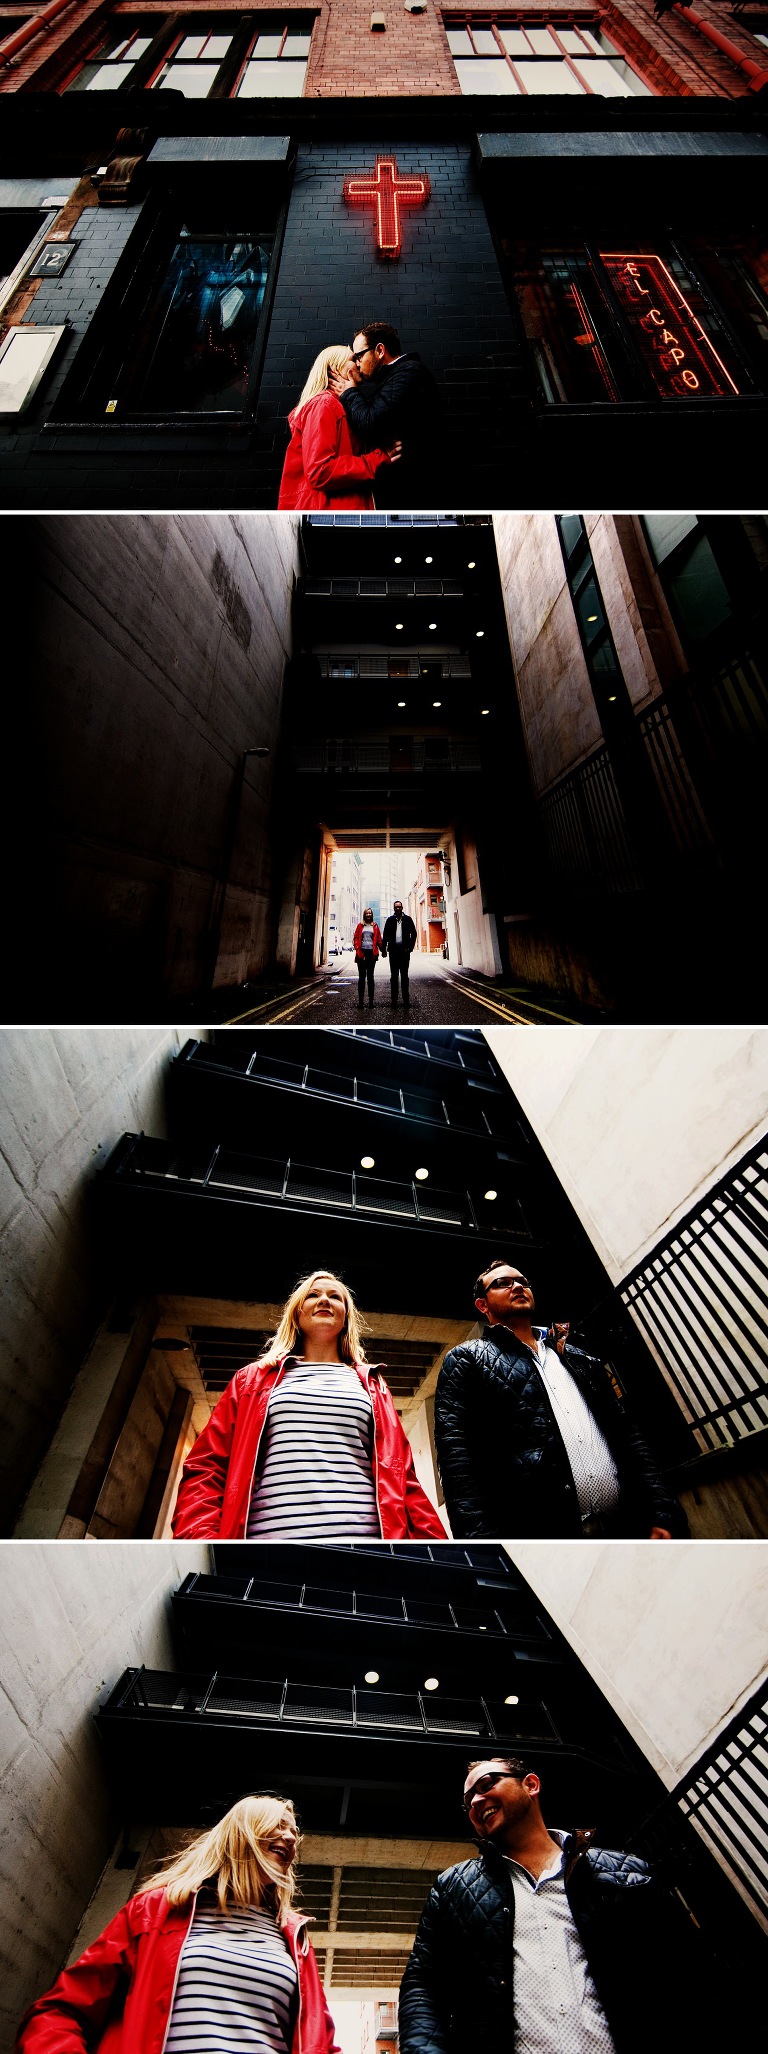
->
[158,1896,196,2054]
[288,1917,309,2054]
[243,1360,289,1536]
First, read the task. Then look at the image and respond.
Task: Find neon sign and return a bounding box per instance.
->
[601,253,739,400]
[343,156,430,260]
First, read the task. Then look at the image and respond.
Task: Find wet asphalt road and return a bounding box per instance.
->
[221,949,591,1027]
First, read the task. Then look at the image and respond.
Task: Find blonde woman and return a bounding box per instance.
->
[17,1795,340,2054]
[278,346,401,509]
[173,1269,445,1540]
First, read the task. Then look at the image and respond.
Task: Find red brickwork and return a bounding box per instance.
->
[1,0,766,94]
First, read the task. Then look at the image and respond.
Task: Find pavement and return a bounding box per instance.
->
[214,950,602,1027]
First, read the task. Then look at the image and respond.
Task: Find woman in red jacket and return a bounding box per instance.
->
[17,1794,340,2054]
[353,907,383,1008]
[172,1269,445,1541]
[277,346,401,510]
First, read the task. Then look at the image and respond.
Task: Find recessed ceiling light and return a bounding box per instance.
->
[397,700,406,707]
[425,555,433,563]
[586,614,598,623]
[476,630,484,638]
[394,555,402,563]
[365,1670,380,1684]
[433,699,442,707]
[428,622,437,630]
[504,1693,519,1705]
[361,1155,375,1169]
[396,622,404,630]
[484,1189,498,1201]
[467,560,476,569]
[415,1167,429,1181]
[424,1677,439,1691]
[608,694,617,702]
[481,708,490,715]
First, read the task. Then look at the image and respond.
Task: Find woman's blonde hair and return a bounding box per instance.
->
[296,345,351,410]
[362,908,374,922]
[139,1795,299,1921]
[261,1270,368,1366]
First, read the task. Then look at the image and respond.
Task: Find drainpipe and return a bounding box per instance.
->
[674,5,768,90]
[0,0,81,66]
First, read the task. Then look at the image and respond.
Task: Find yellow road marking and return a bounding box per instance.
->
[448,977,581,1025]
[223,986,321,1024]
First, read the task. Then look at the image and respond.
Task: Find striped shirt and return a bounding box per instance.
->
[246,1358,382,1540]
[164,1902,298,2054]
[532,1332,621,1521]
[504,1833,616,2054]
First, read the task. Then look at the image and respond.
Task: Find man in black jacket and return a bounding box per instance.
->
[398,1754,722,2054]
[434,1257,686,1538]
[334,320,441,505]
[381,900,418,1006]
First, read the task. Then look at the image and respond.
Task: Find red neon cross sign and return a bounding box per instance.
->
[343,155,430,260]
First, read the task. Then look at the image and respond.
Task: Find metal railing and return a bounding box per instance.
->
[178,1571,542,1640]
[620,1134,768,1452]
[110,1667,559,1745]
[674,1673,768,1930]
[116,1135,532,1240]
[303,577,464,599]
[292,739,482,774]
[179,1042,503,1137]
[536,634,768,896]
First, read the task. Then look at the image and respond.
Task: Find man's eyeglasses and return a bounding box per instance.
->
[484,1274,530,1292]
[351,346,372,363]
[462,1770,518,1814]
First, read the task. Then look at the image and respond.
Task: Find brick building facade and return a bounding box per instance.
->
[1,0,767,506]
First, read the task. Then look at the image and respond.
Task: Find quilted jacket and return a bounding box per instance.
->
[434,1325,685,1538]
[398,1834,715,2053]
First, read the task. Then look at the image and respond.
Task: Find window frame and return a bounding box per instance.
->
[61,11,315,99]
[442,13,654,96]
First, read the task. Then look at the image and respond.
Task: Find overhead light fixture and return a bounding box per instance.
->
[481,708,490,716]
[586,614,598,623]
[467,560,476,569]
[394,555,402,563]
[484,1189,498,1201]
[433,699,442,707]
[396,622,404,630]
[476,630,484,638]
[428,622,437,630]
[361,1155,375,1169]
[365,1670,380,1684]
[425,554,433,563]
[504,1693,519,1706]
[397,699,406,707]
[415,1166,429,1181]
[608,694,617,702]
[424,1677,439,1691]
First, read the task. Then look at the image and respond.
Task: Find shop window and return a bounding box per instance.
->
[514,241,754,405]
[52,195,279,425]
[444,17,651,95]
[0,210,50,290]
[236,23,311,95]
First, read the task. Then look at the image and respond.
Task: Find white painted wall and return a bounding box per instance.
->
[484,1027,768,1282]
[0,1543,207,2054]
[508,1541,768,1788]
[0,1028,208,1524]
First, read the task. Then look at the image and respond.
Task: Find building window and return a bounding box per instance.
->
[514,241,753,404]
[236,24,311,95]
[444,18,651,96]
[153,31,235,96]
[556,516,631,724]
[641,516,733,652]
[70,26,154,89]
[65,14,314,96]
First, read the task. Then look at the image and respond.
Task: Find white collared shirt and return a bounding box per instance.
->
[503,1831,616,2053]
[531,1331,621,1520]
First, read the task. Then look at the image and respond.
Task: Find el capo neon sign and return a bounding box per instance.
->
[601,254,739,399]
[343,156,430,259]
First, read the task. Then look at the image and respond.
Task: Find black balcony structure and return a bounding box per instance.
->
[92,1545,766,2009]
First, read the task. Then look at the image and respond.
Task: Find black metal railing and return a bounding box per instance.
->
[673,1674,768,1930]
[108,1666,559,1746]
[620,1133,768,1452]
[302,578,464,599]
[177,1570,545,1641]
[178,1040,507,1138]
[114,1135,532,1240]
[536,635,768,896]
[317,654,471,679]
[292,739,482,774]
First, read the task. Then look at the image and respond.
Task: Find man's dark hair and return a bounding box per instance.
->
[359,320,401,356]
[466,1755,527,1780]
[473,1257,533,1303]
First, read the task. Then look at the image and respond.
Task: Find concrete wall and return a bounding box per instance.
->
[0,1028,205,1529]
[509,1541,768,1788]
[0,1543,207,2054]
[483,1026,768,1282]
[21,514,300,1004]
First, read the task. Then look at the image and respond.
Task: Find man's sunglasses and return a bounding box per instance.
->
[462,1769,520,1814]
[484,1275,531,1292]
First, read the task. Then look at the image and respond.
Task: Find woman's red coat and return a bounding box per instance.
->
[353,921,384,961]
[278,390,390,510]
[17,1892,341,2054]
[172,1355,445,1539]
